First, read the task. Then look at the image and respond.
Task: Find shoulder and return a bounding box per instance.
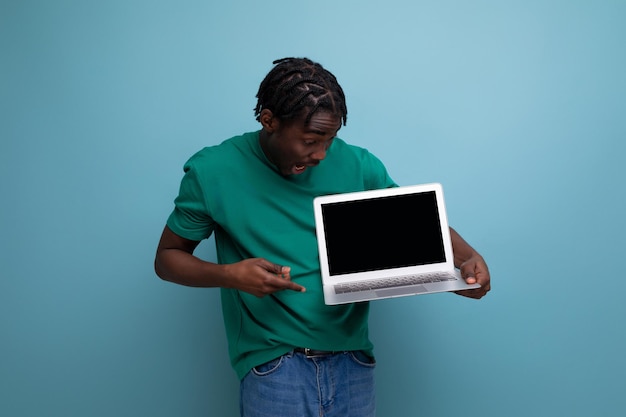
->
[325,138,397,190]
[329,138,387,169]
[327,138,368,162]
[184,132,258,172]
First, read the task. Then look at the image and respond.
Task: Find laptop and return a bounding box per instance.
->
[313,183,481,305]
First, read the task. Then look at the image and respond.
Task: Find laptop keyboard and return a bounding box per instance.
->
[334,272,458,294]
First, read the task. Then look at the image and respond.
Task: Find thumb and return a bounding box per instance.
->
[460,262,477,284]
[263,260,291,277]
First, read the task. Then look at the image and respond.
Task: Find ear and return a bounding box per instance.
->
[259,109,279,133]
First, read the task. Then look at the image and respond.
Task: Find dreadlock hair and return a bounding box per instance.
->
[254,57,348,126]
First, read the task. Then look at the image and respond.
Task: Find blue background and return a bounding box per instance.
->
[2,1,625,416]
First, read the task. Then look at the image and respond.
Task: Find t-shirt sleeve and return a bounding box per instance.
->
[166,158,216,242]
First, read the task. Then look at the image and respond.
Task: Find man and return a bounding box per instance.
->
[155,57,490,417]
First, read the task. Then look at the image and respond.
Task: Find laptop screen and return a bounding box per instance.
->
[320,191,446,276]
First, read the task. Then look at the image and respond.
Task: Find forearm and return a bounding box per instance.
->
[450,227,483,268]
[154,248,229,288]
[154,226,304,295]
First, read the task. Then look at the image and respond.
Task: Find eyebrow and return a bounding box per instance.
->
[306,123,341,136]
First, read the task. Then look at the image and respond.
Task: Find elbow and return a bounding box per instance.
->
[154,256,168,281]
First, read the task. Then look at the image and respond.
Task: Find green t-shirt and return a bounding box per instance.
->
[167,131,397,379]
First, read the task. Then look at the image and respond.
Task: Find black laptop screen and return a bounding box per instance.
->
[320,191,446,276]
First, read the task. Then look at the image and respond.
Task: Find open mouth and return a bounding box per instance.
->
[291,162,319,175]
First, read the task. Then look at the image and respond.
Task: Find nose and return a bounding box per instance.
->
[310,148,327,161]
[310,143,329,161]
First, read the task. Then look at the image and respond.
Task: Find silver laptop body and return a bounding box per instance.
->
[313,183,480,305]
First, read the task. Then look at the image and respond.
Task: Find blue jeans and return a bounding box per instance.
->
[240,350,376,417]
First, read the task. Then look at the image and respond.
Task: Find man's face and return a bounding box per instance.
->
[260,111,342,176]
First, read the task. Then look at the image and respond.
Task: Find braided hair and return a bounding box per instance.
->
[254,57,348,126]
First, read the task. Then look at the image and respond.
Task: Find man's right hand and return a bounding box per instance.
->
[223,258,306,297]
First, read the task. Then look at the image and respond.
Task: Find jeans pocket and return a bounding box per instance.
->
[251,355,285,376]
[349,350,377,367]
